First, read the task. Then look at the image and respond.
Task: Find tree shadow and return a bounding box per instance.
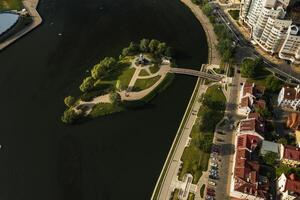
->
[220,143,235,156]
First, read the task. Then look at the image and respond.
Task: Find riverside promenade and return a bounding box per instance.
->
[151,1,222,199]
[0,0,42,50]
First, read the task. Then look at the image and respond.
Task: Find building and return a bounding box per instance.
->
[279,25,300,64]
[279,144,300,167]
[296,130,300,148]
[287,113,300,130]
[239,0,300,64]
[230,133,270,199]
[278,85,300,111]
[260,140,280,156]
[238,113,266,138]
[277,173,300,200]
[238,82,265,116]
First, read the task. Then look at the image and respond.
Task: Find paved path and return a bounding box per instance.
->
[0,0,42,50]
[152,65,213,200]
[74,57,171,114]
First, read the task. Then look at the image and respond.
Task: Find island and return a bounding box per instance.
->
[62,39,175,124]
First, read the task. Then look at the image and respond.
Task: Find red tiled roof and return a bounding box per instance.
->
[233,134,269,199]
[239,118,265,135]
[248,112,261,120]
[285,174,300,194]
[287,113,300,130]
[240,96,250,108]
[283,145,300,162]
[243,82,254,96]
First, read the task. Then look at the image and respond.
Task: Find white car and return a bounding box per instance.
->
[208,181,216,186]
[210,162,218,167]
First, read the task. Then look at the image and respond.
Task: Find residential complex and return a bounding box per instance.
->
[239,0,300,64]
[277,173,300,200]
[278,85,300,110]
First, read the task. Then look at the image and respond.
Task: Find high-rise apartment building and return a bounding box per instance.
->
[239,0,300,64]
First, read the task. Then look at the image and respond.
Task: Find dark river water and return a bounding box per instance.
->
[0,0,207,199]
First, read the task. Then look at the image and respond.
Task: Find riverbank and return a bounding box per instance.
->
[151,0,222,199]
[0,0,42,50]
[180,0,221,65]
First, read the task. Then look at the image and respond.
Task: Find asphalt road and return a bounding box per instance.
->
[207,67,243,200]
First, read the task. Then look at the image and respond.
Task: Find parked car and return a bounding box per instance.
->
[208,181,216,186]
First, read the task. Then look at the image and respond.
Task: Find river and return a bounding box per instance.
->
[0,0,207,199]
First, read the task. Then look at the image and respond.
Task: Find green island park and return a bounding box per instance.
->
[62,39,175,124]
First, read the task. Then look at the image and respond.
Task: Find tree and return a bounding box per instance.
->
[240,58,258,78]
[61,109,80,124]
[91,57,117,79]
[165,47,173,57]
[122,42,139,56]
[109,92,121,105]
[266,75,282,92]
[277,138,288,145]
[263,152,278,166]
[202,3,213,16]
[149,39,160,53]
[156,42,167,56]
[139,39,150,52]
[79,76,95,92]
[64,96,76,108]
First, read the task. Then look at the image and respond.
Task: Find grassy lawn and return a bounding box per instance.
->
[117,67,136,89]
[228,10,240,20]
[149,64,160,74]
[179,85,226,184]
[0,0,23,11]
[139,69,150,76]
[132,75,161,91]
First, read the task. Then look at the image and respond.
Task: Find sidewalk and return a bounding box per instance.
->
[0,0,42,50]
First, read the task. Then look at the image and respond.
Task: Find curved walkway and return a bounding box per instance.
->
[0,0,42,50]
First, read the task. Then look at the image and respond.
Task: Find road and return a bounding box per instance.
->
[206,66,243,200]
[211,3,300,83]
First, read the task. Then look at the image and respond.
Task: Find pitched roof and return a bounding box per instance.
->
[283,145,300,162]
[240,96,251,108]
[287,113,300,130]
[285,174,300,194]
[283,86,297,100]
[239,118,265,135]
[253,99,266,110]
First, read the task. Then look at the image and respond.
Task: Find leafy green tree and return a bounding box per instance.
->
[240,59,258,78]
[91,57,117,79]
[263,152,278,166]
[64,96,76,108]
[149,39,160,53]
[165,47,173,57]
[79,76,95,92]
[139,39,150,52]
[157,42,167,56]
[61,109,80,124]
[109,92,121,105]
[266,75,282,92]
[202,3,213,16]
[277,138,288,145]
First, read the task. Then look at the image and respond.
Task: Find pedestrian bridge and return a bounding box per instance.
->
[169,67,222,81]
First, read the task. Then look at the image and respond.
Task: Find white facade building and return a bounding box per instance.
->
[277,173,300,200]
[239,0,300,64]
[278,85,300,111]
[279,25,300,64]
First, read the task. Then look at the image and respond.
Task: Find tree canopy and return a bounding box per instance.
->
[109,92,121,105]
[265,75,282,92]
[64,96,76,108]
[263,152,278,166]
[79,76,95,93]
[240,58,262,78]
[91,57,117,79]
